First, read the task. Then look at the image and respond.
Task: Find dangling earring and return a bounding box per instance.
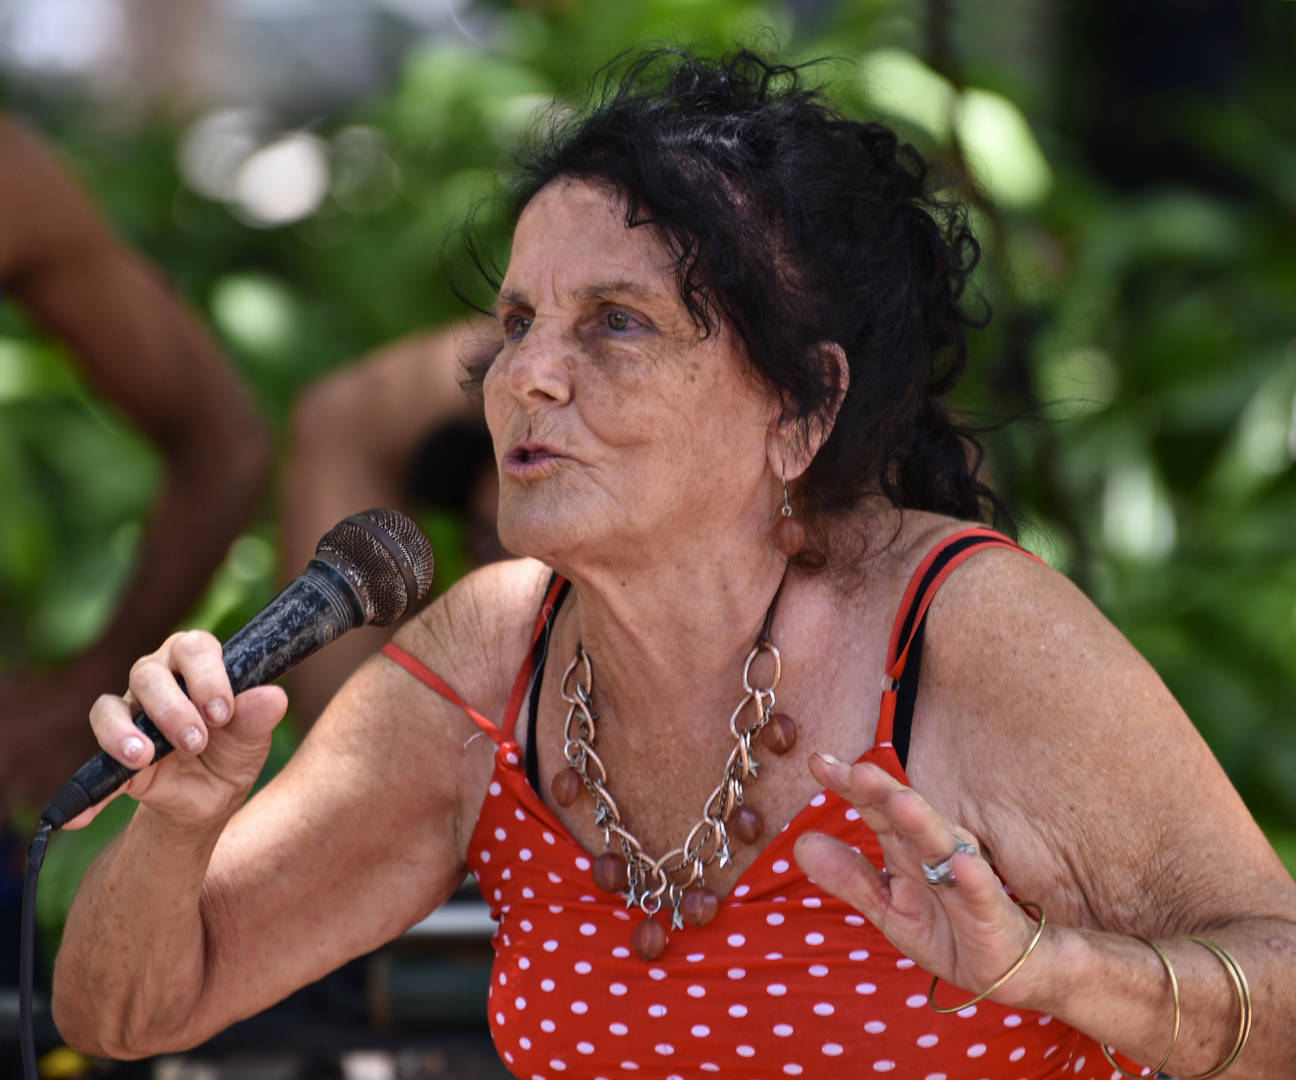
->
[772,467,806,558]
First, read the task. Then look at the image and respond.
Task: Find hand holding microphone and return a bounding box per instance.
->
[19,509,434,1080]
[44,508,434,830]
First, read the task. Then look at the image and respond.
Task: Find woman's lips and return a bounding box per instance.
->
[502,440,565,479]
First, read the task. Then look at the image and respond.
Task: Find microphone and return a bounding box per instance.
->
[39,508,434,830]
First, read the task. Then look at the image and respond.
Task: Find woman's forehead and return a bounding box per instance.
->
[502,178,678,308]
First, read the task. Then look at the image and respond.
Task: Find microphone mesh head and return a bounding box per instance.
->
[314,508,434,626]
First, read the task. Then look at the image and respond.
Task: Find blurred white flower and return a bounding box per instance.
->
[178,109,266,201]
[1104,462,1176,560]
[232,132,330,227]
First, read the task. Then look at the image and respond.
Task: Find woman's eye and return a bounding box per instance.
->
[605,311,633,332]
[505,315,532,340]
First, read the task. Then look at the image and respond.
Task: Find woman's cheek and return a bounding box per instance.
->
[481,366,512,437]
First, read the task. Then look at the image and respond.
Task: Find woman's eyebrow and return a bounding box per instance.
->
[571,279,663,306]
[494,288,530,314]
[494,280,664,313]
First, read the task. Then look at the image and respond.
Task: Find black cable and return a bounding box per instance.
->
[21,821,52,1080]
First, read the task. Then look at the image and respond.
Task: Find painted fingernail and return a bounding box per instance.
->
[206,698,230,725]
[180,725,204,752]
[122,736,144,762]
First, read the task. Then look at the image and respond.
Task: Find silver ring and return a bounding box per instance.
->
[921,839,977,887]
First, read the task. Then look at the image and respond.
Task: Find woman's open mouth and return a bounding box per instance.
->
[503,439,563,479]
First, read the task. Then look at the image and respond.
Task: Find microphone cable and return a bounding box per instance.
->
[20,821,52,1080]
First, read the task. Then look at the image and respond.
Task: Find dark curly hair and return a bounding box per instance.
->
[464,46,1004,551]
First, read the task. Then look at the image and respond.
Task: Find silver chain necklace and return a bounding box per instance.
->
[552,620,799,960]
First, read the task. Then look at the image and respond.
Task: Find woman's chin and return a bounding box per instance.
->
[496,506,581,566]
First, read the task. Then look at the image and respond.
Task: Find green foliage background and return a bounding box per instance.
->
[3,0,1296,935]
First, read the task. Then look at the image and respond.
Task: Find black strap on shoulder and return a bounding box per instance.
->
[526,573,571,795]
[891,534,997,772]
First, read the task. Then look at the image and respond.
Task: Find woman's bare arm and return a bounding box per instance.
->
[798,549,1296,1077]
[0,115,271,812]
[51,558,547,1058]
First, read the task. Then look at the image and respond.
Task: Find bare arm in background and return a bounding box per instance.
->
[0,116,272,813]
[280,323,485,729]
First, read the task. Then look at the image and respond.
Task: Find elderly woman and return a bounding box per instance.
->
[53,50,1296,1079]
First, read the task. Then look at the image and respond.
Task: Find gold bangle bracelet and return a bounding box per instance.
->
[928,901,1045,1014]
[1101,934,1181,1080]
[1169,936,1252,1080]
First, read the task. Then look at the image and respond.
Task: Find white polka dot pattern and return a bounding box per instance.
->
[465,738,1107,1080]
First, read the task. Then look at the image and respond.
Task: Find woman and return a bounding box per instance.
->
[53,50,1296,1078]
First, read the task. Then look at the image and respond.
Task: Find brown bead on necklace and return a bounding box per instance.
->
[631,916,669,961]
[729,805,763,845]
[550,767,582,807]
[761,713,798,754]
[679,886,719,927]
[554,581,798,960]
[591,852,629,894]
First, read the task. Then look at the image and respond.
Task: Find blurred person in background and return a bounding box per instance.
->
[0,114,271,981]
[281,319,508,730]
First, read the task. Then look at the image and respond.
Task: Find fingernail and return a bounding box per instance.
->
[180,725,204,752]
[122,736,144,762]
[206,698,230,725]
[816,752,844,768]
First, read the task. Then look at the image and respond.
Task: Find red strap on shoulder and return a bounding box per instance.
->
[883,527,1003,668]
[874,527,1043,750]
[381,641,503,742]
[501,574,569,742]
[380,574,569,747]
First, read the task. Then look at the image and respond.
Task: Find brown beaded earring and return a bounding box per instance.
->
[771,468,805,558]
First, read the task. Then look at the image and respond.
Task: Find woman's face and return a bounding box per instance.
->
[483,177,780,571]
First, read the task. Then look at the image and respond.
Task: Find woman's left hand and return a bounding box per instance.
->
[793,754,1054,1011]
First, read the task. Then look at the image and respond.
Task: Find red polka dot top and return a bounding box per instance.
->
[383,529,1109,1080]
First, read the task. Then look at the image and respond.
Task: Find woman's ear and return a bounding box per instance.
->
[766,342,850,481]
[815,341,851,442]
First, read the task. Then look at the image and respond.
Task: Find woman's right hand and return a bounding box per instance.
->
[75,630,288,830]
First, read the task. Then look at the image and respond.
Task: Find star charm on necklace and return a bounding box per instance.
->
[671,906,685,931]
[719,842,733,868]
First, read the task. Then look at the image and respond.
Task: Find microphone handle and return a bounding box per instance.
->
[40,560,366,829]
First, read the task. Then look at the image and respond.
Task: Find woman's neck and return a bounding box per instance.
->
[553,535,789,749]
[542,506,897,751]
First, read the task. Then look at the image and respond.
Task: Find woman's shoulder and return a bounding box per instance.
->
[830,509,1026,619]
[390,557,554,721]
[886,511,1107,710]
[849,509,1059,608]
[903,519,1185,835]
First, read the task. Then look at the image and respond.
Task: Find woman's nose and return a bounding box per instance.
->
[502,320,573,405]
